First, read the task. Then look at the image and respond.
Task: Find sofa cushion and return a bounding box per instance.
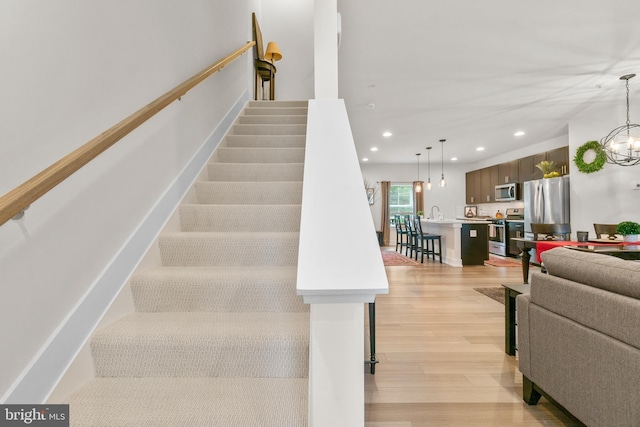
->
[530,271,640,350]
[541,247,640,300]
[527,304,640,427]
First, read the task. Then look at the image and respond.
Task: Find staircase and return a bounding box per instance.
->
[66,101,310,426]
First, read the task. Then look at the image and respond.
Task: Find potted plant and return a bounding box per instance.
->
[617,221,640,242]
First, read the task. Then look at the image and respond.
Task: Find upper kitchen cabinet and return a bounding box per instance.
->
[546,146,570,175]
[479,165,499,203]
[519,153,546,182]
[498,159,519,184]
[465,171,477,204]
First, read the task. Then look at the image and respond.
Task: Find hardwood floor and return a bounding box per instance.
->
[365,250,583,427]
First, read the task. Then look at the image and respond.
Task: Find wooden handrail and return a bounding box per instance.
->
[0,41,255,226]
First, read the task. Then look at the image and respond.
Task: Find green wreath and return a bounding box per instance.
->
[574,140,606,173]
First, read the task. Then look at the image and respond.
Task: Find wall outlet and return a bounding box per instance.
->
[634,182,640,190]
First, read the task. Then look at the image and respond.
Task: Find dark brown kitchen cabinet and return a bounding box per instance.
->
[519,153,545,182]
[465,146,568,204]
[498,160,519,184]
[546,146,570,175]
[466,171,477,204]
[478,165,499,203]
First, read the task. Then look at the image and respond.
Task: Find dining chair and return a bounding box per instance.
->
[593,223,619,239]
[531,223,571,241]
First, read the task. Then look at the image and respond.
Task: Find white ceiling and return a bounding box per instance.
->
[337,0,640,165]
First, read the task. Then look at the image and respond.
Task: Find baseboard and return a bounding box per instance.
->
[2,90,249,404]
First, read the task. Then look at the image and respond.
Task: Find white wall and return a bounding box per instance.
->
[260,0,315,101]
[568,103,640,235]
[360,162,468,231]
[0,0,261,402]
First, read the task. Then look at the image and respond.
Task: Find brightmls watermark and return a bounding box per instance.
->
[0,405,68,426]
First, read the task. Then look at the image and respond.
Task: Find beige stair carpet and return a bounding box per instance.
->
[66,101,310,426]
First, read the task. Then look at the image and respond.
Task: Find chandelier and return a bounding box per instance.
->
[600,74,640,166]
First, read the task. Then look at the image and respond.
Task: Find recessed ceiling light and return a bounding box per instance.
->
[383,131,392,137]
[451,157,458,161]
[476,147,485,151]
[514,131,526,137]
[362,157,369,162]
[370,147,378,152]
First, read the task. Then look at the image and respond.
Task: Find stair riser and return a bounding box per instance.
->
[238,115,307,125]
[179,205,301,232]
[248,100,307,108]
[195,182,302,205]
[216,148,305,163]
[158,233,299,266]
[66,378,308,427]
[244,107,308,116]
[206,163,303,182]
[131,281,307,313]
[224,135,305,148]
[230,124,306,136]
[92,339,308,378]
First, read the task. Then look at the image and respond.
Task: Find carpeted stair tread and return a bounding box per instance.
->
[230,124,306,136]
[194,181,302,204]
[237,115,307,125]
[215,147,305,163]
[206,162,303,181]
[179,204,301,232]
[158,232,299,266]
[244,106,308,116]
[130,266,307,312]
[91,312,309,378]
[64,100,310,424]
[224,134,305,148]
[66,377,308,427]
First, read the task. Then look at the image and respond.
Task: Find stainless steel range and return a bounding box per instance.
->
[488,208,524,257]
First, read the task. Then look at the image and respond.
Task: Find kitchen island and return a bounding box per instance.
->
[421,219,489,267]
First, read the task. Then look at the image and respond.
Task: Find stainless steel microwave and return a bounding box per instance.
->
[495,183,518,201]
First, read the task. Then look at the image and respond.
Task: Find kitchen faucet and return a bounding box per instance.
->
[429,205,441,220]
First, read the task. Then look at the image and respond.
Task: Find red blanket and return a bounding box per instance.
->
[535,240,636,263]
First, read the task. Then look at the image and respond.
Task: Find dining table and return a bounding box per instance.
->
[513,238,640,283]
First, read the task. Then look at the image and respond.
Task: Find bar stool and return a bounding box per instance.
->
[404,214,417,258]
[413,217,442,263]
[394,215,409,253]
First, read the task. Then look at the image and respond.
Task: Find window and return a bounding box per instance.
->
[389,183,414,225]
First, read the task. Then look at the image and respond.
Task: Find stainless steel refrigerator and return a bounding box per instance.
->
[524,175,570,239]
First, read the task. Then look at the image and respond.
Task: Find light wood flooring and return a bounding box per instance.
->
[365,249,584,427]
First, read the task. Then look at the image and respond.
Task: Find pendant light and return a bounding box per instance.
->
[425,146,433,190]
[415,153,422,192]
[439,139,446,187]
[600,74,640,166]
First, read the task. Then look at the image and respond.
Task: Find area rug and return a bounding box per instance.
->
[381,251,421,266]
[473,287,505,305]
[484,255,521,267]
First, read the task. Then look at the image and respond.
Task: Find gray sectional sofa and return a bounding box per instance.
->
[517,247,640,427]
